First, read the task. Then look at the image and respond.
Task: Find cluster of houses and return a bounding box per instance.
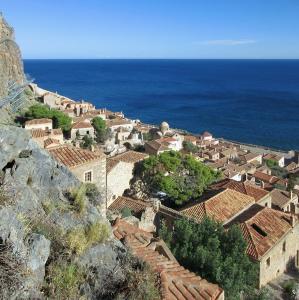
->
[24,86,299,299]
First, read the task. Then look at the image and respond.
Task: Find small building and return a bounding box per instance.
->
[226,204,299,288]
[70,120,95,140]
[24,118,53,131]
[49,145,106,193]
[180,188,255,225]
[251,171,280,190]
[183,135,198,145]
[106,118,134,133]
[263,153,285,168]
[107,151,148,206]
[270,189,299,213]
[201,131,213,141]
[240,152,263,165]
[30,128,64,148]
[43,138,61,149]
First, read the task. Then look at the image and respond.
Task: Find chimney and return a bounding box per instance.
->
[291,190,293,200]
[261,181,265,189]
[90,145,95,152]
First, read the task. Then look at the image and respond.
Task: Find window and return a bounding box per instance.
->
[283,241,286,252]
[266,257,271,267]
[86,130,90,135]
[265,202,268,207]
[84,171,92,182]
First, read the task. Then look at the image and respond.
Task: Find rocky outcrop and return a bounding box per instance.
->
[0,126,131,299]
[0,14,24,98]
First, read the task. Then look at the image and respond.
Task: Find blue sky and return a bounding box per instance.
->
[2,0,299,59]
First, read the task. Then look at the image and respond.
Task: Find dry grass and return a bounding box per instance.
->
[70,184,87,215]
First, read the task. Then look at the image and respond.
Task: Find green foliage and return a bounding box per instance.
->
[80,134,93,150]
[85,183,100,204]
[121,207,132,218]
[92,116,111,143]
[66,222,109,255]
[25,104,72,133]
[70,184,87,215]
[45,261,84,300]
[142,131,154,141]
[282,280,298,299]
[265,158,278,168]
[183,141,199,153]
[163,217,258,299]
[133,151,221,206]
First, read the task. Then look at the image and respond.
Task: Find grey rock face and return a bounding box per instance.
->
[0,125,130,299]
[0,15,24,98]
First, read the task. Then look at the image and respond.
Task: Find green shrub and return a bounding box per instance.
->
[283,280,298,298]
[66,227,87,255]
[66,222,109,255]
[85,183,100,204]
[70,184,87,215]
[45,262,84,300]
[121,207,132,218]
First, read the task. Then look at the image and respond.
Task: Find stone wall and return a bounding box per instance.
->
[259,223,299,287]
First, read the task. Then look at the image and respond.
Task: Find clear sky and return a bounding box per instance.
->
[2,0,299,59]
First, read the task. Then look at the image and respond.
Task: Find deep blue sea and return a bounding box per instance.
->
[24,59,299,151]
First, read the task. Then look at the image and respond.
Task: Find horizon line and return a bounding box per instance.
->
[23,57,299,60]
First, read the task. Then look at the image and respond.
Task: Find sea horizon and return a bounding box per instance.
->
[24,59,299,151]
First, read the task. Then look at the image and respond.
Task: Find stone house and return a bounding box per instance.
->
[70,120,95,140]
[183,135,197,145]
[30,128,64,148]
[270,189,299,213]
[24,118,53,130]
[263,153,285,168]
[106,151,148,206]
[48,145,106,193]
[106,118,134,133]
[180,188,255,225]
[144,139,170,155]
[226,204,299,288]
[201,131,213,141]
[240,152,263,165]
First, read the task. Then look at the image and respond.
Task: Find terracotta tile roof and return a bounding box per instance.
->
[25,118,52,125]
[106,118,132,127]
[263,153,283,161]
[111,150,148,164]
[44,138,60,148]
[226,204,296,260]
[286,162,298,172]
[184,135,197,142]
[52,128,63,135]
[71,121,93,130]
[241,152,261,163]
[270,189,294,209]
[253,171,279,184]
[108,196,150,214]
[181,189,255,224]
[31,128,47,138]
[113,218,224,300]
[106,158,120,174]
[145,140,169,152]
[210,179,269,202]
[48,145,105,168]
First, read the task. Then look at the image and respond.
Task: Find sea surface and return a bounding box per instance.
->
[24,59,299,151]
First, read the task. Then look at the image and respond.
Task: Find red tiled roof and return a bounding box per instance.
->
[181,188,255,224]
[111,150,148,164]
[108,196,149,214]
[253,171,279,184]
[184,135,197,142]
[31,128,47,138]
[210,179,269,202]
[71,121,93,130]
[48,145,105,168]
[145,140,169,152]
[25,118,52,125]
[113,218,224,300]
[226,204,296,260]
[44,138,60,148]
[106,158,120,174]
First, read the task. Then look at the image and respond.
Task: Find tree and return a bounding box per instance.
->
[131,151,221,206]
[80,135,93,150]
[265,159,278,168]
[25,104,72,133]
[91,117,111,143]
[182,141,199,153]
[159,217,258,299]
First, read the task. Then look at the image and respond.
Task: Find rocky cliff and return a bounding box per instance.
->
[0,14,24,98]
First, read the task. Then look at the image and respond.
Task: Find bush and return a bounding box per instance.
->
[85,183,100,204]
[121,207,132,218]
[183,141,199,153]
[70,184,87,215]
[283,280,298,299]
[66,222,109,255]
[80,135,94,150]
[44,261,84,300]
